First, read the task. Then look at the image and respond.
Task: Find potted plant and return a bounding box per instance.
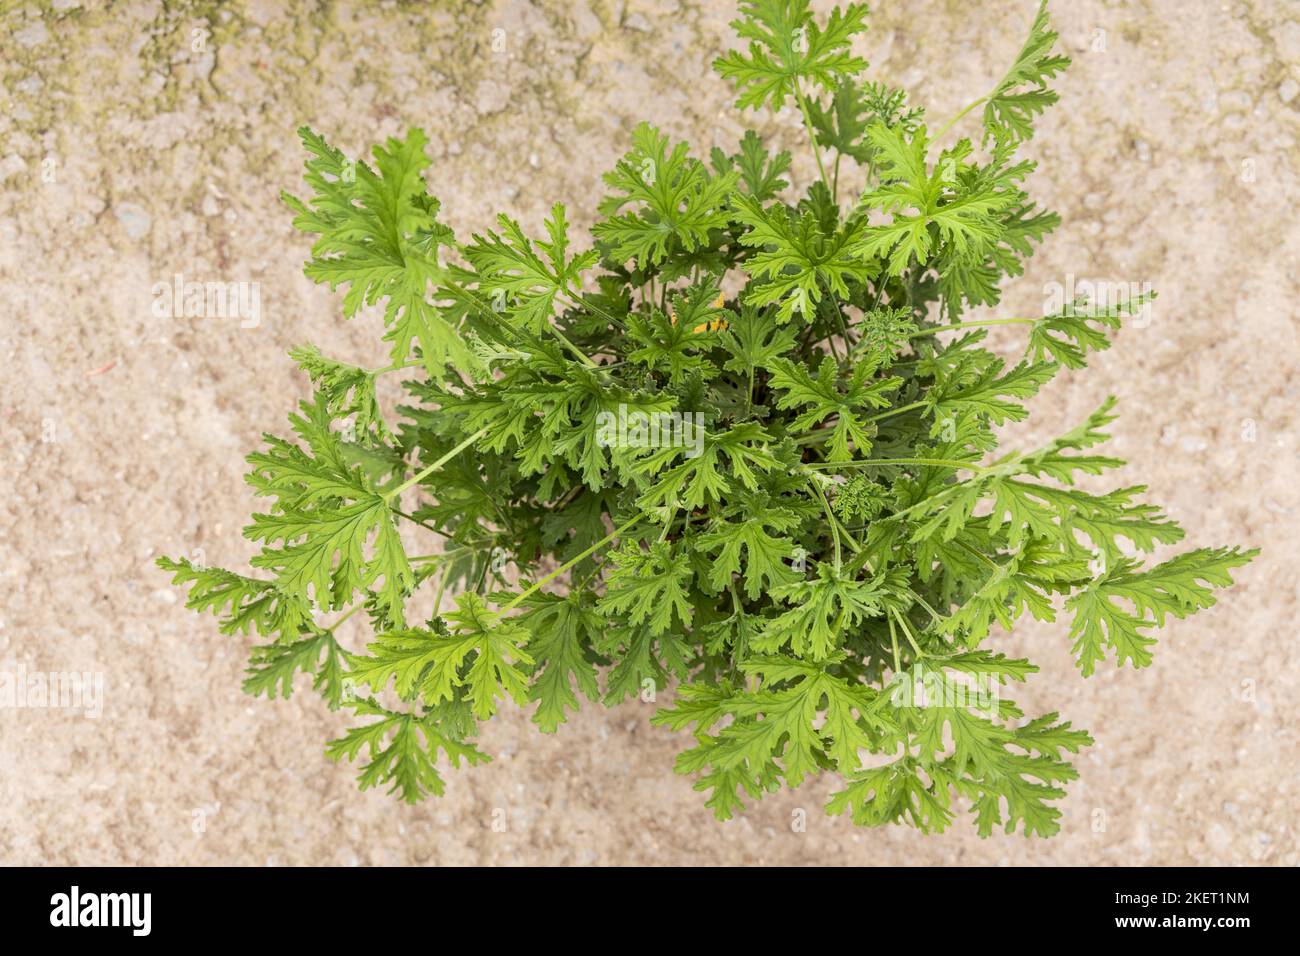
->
[162,0,1254,836]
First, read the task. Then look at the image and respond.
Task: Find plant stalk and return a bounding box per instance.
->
[385,427,491,502]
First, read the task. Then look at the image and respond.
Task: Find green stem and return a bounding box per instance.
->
[833,300,855,347]
[909,317,1037,339]
[575,559,609,593]
[550,325,600,369]
[798,402,927,446]
[409,544,480,564]
[320,602,364,633]
[828,508,863,555]
[472,550,491,595]
[432,560,454,613]
[825,328,843,362]
[449,278,601,368]
[727,584,750,668]
[864,400,927,424]
[367,359,424,376]
[934,95,988,142]
[499,513,644,612]
[794,80,832,197]
[808,478,842,572]
[561,291,626,332]
[868,272,888,313]
[888,614,901,674]
[891,607,925,658]
[805,457,987,473]
[385,427,491,502]
[910,590,944,625]
[957,538,1003,572]
[390,507,453,539]
[658,502,678,544]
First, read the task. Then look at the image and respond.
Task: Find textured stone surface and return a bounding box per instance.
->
[0,0,1295,865]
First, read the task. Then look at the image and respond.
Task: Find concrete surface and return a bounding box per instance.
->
[0,0,1296,865]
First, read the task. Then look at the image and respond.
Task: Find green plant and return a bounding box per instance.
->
[161,0,1255,837]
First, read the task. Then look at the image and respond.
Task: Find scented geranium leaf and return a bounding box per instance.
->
[718,304,799,379]
[960,714,1091,837]
[907,469,1185,564]
[668,281,729,335]
[753,561,888,659]
[346,625,446,702]
[961,752,1075,838]
[595,123,738,268]
[245,395,375,507]
[981,0,1071,145]
[155,557,311,637]
[651,682,740,734]
[827,759,955,833]
[242,397,413,626]
[596,541,693,635]
[1028,291,1156,368]
[766,354,901,460]
[913,704,1016,778]
[625,307,707,380]
[600,621,692,705]
[1013,397,1126,483]
[1015,711,1094,761]
[326,697,489,803]
[709,690,822,786]
[712,129,792,201]
[242,630,345,709]
[246,499,389,609]
[672,736,783,821]
[289,345,391,442]
[868,696,1093,838]
[634,422,779,511]
[349,594,533,719]
[437,349,672,490]
[464,203,597,334]
[741,656,891,770]
[1065,547,1256,675]
[834,474,889,523]
[904,397,1124,545]
[929,649,1039,683]
[811,79,926,164]
[732,192,867,323]
[283,127,470,376]
[925,357,1057,428]
[935,214,1055,317]
[510,591,602,733]
[697,598,765,656]
[442,593,534,718]
[936,545,1058,644]
[993,482,1184,559]
[626,282,725,381]
[1096,547,1258,625]
[696,508,800,599]
[856,306,919,366]
[855,124,1009,275]
[808,77,875,162]
[714,0,870,112]
[931,143,1059,314]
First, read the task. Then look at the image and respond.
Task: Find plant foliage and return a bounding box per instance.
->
[162,0,1255,837]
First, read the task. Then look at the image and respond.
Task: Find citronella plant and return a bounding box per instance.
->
[161,0,1255,837]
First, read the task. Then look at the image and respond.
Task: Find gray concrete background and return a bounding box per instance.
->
[0,0,1296,864]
